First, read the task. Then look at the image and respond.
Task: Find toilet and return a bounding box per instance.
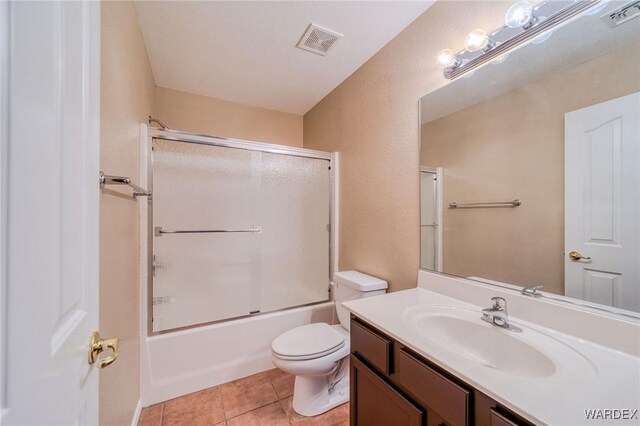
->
[271,271,387,417]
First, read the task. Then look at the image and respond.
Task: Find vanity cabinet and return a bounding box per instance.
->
[350,316,533,426]
[350,356,423,426]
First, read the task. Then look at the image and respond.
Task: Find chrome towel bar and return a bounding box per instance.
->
[99,171,151,199]
[449,199,521,209]
[154,226,261,237]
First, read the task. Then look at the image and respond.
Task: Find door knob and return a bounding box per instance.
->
[568,250,591,261]
[89,331,120,369]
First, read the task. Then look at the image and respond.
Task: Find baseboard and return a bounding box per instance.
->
[131,399,142,426]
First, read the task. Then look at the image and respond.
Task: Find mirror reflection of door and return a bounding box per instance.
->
[564,92,640,312]
[420,168,442,271]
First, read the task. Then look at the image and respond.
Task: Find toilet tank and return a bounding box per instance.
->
[334,271,387,331]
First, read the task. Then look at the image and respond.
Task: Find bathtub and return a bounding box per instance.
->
[140,301,335,405]
[138,126,339,406]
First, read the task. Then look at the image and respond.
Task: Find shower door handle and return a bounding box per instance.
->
[154,226,261,237]
[152,255,164,277]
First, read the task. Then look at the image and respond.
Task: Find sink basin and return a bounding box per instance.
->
[403,305,594,380]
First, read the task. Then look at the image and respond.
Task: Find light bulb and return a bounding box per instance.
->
[505,0,535,28]
[465,29,489,52]
[436,49,458,68]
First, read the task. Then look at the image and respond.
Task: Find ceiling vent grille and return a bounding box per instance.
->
[601,0,640,28]
[297,24,342,56]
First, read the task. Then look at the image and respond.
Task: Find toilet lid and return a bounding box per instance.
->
[272,323,345,360]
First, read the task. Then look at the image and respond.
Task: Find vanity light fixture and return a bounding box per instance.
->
[530,31,554,44]
[586,0,611,16]
[438,0,603,79]
[492,53,509,64]
[464,29,492,52]
[505,0,535,29]
[436,49,459,67]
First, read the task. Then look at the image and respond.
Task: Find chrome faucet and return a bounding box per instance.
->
[481,297,522,332]
[521,285,543,297]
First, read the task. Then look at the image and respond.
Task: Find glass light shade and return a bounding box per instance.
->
[464,29,489,52]
[585,1,608,16]
[462,70,476,79]
[505,0,534,28]
[531,30,553,44]
[437,49,457,67]
[492,53,509,64]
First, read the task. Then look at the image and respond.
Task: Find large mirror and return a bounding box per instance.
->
[419,1,640,315]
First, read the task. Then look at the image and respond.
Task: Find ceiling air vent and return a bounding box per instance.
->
[601,0,640,28]
[297,24,342,56]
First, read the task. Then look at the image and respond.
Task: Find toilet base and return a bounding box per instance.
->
[292,372,349,417]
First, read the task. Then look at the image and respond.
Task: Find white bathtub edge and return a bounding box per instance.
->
[140,301,335,406]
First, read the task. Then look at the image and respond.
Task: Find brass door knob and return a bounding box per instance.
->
[89,331,120,369]
[568,250,591,261]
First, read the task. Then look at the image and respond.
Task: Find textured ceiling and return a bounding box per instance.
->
[135,1,434,115]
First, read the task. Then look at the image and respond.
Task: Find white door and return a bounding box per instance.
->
[1,1,102,424]
[564,92,640,312]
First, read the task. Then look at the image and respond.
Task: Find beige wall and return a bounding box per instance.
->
[99,3,305,421]
[303,1,509,292]
[99,3,304,421]
[420,44,640,294]
[100,2,155,424]
[155,87,303,147]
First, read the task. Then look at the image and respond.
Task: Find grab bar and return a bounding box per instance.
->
[449,199,521,209]
[154,226,261,237]
[100,171,151,199]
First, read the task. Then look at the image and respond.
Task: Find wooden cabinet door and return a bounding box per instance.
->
[350,355,423,426]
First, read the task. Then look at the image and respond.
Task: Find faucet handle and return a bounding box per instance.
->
[490,297,507,311]
[522,285,543,296]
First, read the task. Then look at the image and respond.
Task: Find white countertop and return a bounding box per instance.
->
[343,288,640,426]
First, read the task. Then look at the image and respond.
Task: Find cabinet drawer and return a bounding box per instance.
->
[395,348,470,426]
[350,318,392,374]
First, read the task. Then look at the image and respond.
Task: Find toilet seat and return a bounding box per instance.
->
[272,323,346,361]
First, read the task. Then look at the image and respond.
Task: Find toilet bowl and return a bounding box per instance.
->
[271,271,387,417]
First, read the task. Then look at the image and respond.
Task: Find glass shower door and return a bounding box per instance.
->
[258,152,330,312]
[152,140,261,332]
[151,139,331,332]
[420,170,438,270]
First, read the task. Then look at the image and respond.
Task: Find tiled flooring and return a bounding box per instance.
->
[138,369,349,426]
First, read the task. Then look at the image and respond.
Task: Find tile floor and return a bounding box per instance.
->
[138,368,350,426]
